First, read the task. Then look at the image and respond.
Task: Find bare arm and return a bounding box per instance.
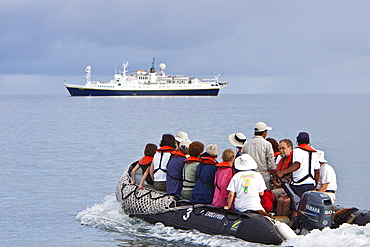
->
[130,164,140,185]
[138,167,150,190]
[317,183,329,192]
[314,169,320,189]
[224,191,235,210]
[276,162,301,178]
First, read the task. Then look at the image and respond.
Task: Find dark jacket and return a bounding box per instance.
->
[191,153,218,204]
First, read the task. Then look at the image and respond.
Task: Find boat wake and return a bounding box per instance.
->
[76,194,370,247]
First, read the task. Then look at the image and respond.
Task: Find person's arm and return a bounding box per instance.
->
[276,162,300,178]
[130,164,140,185]
[314,169,320,189]
[224,191,235,210]
[317,183,329,192]
[138,166,151,190]
[149,161,154,182]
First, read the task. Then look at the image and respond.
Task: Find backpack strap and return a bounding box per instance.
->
[153,152,166,174]
[293,149,314,184]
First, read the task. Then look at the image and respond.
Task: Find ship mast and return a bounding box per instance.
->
[85,65,91,83]
[149,56,156,83]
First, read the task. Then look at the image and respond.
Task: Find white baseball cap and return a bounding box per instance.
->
[254,122,272,132]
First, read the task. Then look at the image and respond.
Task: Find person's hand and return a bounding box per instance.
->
[276,171,284,178]
[224,205,230,210]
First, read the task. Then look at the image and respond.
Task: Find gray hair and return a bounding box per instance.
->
[206,144,219,158]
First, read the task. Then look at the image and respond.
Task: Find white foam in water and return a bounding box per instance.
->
[77,195,370,247]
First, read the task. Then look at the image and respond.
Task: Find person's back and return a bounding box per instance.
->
[242,122,275,189]
[225,154,266,212]
[290,132,320,197]
[181,141,204,199]
[316,150,337,203]
[166,140,191,197]
[212,149,234,207]
[191,150,218,204]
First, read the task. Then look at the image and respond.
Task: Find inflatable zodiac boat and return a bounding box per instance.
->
[115,161,370,245]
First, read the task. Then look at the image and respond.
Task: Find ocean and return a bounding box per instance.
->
[1,94,369,246]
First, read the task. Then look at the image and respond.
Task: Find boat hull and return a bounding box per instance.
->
[66,86,220,96]
[131,205,283,245]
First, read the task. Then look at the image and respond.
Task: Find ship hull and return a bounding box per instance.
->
[66,86,220,96]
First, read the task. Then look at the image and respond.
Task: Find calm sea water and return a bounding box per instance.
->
[1,94,369,246]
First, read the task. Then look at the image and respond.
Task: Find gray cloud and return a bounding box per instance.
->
[0,0,369,94]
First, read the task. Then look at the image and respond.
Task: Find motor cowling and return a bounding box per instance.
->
[298,191,333,230]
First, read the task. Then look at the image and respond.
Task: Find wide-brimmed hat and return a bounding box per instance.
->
[175,131,190,142]
[254,122,272,132]
[229,133,247,147]
[316,150,328,163]
[234,154,258,171]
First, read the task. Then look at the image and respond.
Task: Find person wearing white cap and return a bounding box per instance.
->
[228,133,247,158]
[224,154,267,212]
[316,150,337,203]
[241,122,276,189]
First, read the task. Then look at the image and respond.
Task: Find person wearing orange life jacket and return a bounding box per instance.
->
[166,139,191,198]
[181,141,204,199]
[191,144,219,204]
[272,139,293,216]
[138,134,177,191]
[130,143,158,185]
[276,132,320,198]
[212,149,235,207]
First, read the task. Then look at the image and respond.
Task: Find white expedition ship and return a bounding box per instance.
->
[65,58,228,96]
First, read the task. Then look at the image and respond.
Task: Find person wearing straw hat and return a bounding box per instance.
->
[242,122,276,189]
[228,133,247,158]
[316,150,337,203]
[224,154,266,212]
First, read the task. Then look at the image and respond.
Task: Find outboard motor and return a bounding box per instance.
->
[298,191,333,231]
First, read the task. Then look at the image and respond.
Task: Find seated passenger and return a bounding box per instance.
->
[212,149,235,207]
[224,154,266,212]
[130,143,158,185]
[181,141,204,199]
[316,150,337,203]
[138,134,177,191]
[166,139,191,197]
[191,144,219,204]
[273,139,293,216]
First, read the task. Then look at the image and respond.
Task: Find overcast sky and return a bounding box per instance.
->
[0,0,369,95]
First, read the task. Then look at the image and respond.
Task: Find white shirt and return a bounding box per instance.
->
[317,163,337,191]
[292,148,320,185]
[227,170,266,212]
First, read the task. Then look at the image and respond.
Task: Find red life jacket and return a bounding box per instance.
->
[200,155,218,165]
[170,150,186,158]
[157,145,175,153]
[297,143,316,152]
[215,161,232,169]
[138,156,153,166]
[276,151,293,171]
[184,156,202,163]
